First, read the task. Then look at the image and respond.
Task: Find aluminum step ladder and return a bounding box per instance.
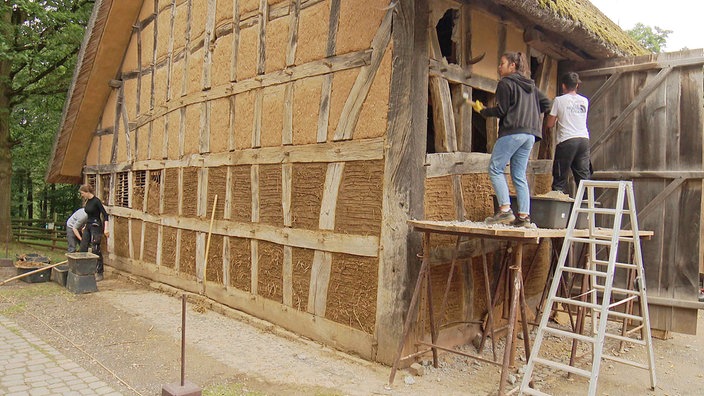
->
[519,180,656,396]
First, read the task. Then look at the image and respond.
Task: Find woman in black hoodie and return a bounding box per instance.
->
[473,52,551,227]
[78,184,110,281]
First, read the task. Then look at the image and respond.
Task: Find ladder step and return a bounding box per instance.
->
[553,296,601,310]
[560,266,607,277]
[602,354,650,370]
[568,237,613,246]
[593,284,641,296]
[592,259,637,270]
[574,207,619,215]
[533,357,592,378]
[603,332,646,345]
[543,327,595,344]
[609,295,640,308]
[604,310,644,322]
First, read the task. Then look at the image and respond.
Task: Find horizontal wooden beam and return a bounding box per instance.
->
[84,137,384,173]
[108,206,380,257]
[134,49,372,130]
[647,295,704,310]
[425,152,552,178]
[428,59,471,86]
[578,56,704,77]
[592,170,704,179]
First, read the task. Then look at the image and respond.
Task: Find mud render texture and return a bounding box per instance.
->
[78,0,394,362]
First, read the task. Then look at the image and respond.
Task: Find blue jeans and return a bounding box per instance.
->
[489,133,535,215]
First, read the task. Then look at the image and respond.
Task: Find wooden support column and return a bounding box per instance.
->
[251,164,260,294]
[316,0,340,143]
[166,0,176,101]
[181,0,192,96]
[374,0,428,365]
[282,0,301,146]
[230,0,241,82]
[257,0,268,76]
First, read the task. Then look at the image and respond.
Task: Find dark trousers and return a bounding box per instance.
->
[66,229,80,253]
[79,221,104,274]
[552,137,591,194]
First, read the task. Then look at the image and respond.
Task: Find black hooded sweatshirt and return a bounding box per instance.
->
[480,73,551,140]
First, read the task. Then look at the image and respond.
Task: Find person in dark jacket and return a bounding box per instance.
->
[472,52,551,227]
[78,184,110,281]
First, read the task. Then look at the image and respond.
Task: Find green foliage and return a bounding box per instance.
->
[626,23,672,53]
[0,1,93,221]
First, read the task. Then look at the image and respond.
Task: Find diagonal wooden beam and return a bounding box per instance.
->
[592,67,673,156]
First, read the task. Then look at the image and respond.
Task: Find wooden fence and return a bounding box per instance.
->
[11,218,67,251]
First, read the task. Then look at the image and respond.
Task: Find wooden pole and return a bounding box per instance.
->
[201,195,218,293]
[0,260,68,286]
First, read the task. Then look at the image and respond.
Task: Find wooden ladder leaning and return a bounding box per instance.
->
[519,180,656,396]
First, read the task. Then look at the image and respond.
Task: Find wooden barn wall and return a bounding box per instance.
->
[84,0,398,361]
[574,49,704,334]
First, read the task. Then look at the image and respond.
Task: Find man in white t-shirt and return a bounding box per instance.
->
[546,72,591,194]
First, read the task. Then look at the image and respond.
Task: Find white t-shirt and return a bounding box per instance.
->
[550,93,590,144]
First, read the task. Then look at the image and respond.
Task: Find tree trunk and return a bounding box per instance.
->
[0,72,12,247]
[27,171,33,219]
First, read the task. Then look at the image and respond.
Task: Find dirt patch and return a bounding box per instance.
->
[0,266,702,396]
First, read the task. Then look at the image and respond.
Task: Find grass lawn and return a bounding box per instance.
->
[0,240,68,265]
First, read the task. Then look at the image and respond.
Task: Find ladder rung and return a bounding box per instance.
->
[592,259,637,269]
[553,296,601,310]
[560,266,607,277]
[608,295,640,308]
[603,332,646,345]
[574,207,619,215]
[533,357,592,378]
[625,324,645,335]
[602,354,650,370]
[604,310,644,322]
[587,235,636,243]
[593,284,641,296]
[543,327,595,344]
[568,237,613,246]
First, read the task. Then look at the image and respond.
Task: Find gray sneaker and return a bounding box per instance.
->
[485,210,516,225]
[95,273,104,282]
[512,215,532,228]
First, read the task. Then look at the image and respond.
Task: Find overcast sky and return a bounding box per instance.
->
[590,0,703,52]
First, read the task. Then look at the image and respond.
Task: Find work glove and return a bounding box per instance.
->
[472,100,485,113]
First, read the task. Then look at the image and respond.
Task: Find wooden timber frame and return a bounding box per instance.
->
[77,0,565,365]
[53,0,672,368]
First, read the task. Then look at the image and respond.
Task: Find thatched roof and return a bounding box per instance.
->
[495,0,647,58]
[47,0,144,184]
[47,0,645,183]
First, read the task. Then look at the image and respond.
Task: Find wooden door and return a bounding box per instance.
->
[572,49,704,334]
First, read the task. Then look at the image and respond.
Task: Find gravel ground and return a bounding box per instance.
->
[0,265,702,396]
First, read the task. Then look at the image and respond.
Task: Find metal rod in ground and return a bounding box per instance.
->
[181,294,186,386]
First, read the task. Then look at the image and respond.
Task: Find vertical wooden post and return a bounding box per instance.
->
[375,0,428,365]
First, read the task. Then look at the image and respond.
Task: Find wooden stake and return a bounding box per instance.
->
[202,195,218,293]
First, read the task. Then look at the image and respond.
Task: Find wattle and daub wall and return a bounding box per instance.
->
[85,0,394,359]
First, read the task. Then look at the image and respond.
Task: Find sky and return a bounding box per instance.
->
[589,0,704,52]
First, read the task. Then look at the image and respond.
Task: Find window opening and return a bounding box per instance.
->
[100,174,111,204]
[85,174,96,190]
[116,172,129,208]
[436,9,458,64]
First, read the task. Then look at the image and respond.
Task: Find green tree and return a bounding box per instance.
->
[626,22,672,53]
[0,0,93,246]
